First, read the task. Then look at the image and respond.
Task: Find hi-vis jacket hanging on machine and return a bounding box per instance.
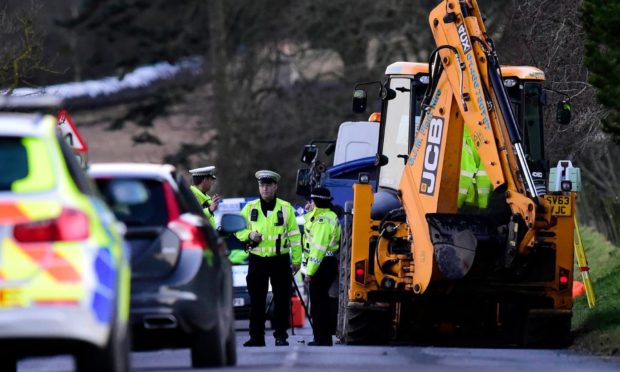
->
[458,127,492,209]
[235,198,302,265]
[301,207,340,276]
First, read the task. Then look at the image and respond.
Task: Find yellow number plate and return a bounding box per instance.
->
[544,195,572,216]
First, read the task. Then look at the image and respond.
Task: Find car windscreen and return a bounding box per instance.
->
[0,136,56,193]
[95,177,169,226]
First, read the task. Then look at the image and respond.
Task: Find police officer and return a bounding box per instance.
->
[189,166,221,227]
[235,170,302,347]
[458,127,492,209]
[302,187,340,346]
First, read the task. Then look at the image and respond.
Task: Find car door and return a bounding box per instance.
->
[95,176,183,279]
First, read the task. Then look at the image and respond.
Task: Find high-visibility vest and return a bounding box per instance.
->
[190,185,217,227]
[458,127,492,209]
[235,198,302,265]
[301,208,341,276]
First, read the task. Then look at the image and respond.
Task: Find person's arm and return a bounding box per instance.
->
[209,194,221,213]
[235,204,252,242]
[305,219,332,276]
[201,198,216,228]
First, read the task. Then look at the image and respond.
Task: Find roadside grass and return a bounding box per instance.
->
[571,226,620,356]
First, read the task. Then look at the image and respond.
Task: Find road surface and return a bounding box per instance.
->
[18,320,620,371]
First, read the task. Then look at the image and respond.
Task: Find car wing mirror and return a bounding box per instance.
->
[352,89,368,113]
[219,214,247,235]
[556,100,571,125]
[374,154,389,167]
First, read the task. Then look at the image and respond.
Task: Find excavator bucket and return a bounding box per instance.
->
[426,213,498,279]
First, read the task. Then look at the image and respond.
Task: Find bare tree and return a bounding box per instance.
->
[499,0,618,243]
[0,1,48,94]
[499,0,604,159]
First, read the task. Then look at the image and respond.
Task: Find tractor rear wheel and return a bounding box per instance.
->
[341,303,393,345]
[336,203,353,341]
[337,201,393,345]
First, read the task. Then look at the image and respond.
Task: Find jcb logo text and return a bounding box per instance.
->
[420,117,444,195]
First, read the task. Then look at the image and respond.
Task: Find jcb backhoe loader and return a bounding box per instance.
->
[338,0,579,347]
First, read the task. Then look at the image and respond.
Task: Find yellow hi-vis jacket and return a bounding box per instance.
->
[458,127,492,209]
[235,198,302,265]
[190,185,217,227]
[301,208,340,277]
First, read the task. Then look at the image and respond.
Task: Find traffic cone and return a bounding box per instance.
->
[572,280,585,299]
[290,295,305,327]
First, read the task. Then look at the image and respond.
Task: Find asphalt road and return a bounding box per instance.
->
[18,320,620,372]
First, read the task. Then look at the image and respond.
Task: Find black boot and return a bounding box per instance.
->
[243,338,265,347]
[307,339,332,346]
[275,337,289,346]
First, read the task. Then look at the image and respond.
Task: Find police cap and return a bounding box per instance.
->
[255,170,281,184]
[310,187,332,201]
[189,166,216,179]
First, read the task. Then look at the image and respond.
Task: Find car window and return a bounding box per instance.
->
[95,178,169,226]
[0,136,56,193]
[175,173,204,215]
[0,137,28,191]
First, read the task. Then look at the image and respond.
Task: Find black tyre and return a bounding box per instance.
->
[225,319,237,366]
[337,201,393,345]
[336,203,353,341]
[522,312,572,348]
[76,318,130,372]
[191,325,226,368]
[342,304,393,345]
[0,354,17,372]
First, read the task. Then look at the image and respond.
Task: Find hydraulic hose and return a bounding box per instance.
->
[487,54,522,144]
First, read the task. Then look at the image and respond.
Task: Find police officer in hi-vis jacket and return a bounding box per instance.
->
[235,170,302,347]
[189,166,220,227]
[302,187,340,346]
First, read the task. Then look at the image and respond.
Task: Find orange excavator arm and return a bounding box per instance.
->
[400,0,545,293]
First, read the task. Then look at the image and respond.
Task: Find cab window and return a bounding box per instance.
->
[379,77,412,189]
[522,83,544,162]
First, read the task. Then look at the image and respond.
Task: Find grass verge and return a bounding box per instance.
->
[571,226,620,356]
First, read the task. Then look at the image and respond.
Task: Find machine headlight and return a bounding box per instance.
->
[358,173,370,184]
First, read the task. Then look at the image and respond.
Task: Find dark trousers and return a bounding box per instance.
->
[309,257,337,344]
[247,253,292,340]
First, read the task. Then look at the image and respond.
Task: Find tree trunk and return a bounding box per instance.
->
[207,0,234,191]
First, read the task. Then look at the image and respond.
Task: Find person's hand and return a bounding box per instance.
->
[210,194,221,212]
[291,264,300,273]
[249,231,262,242]
[304,275,312,283]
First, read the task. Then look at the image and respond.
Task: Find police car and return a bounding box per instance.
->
[0,112,130,372]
